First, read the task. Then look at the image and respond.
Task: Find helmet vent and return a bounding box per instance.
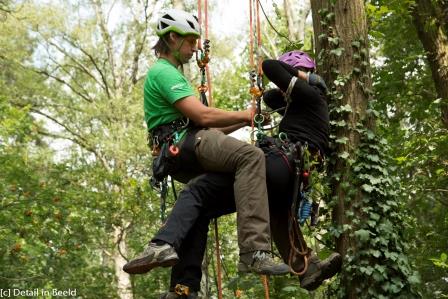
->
[163,14,175,21]
[193,15,199,22]
[160,21,169,29]
[187,20,195,30]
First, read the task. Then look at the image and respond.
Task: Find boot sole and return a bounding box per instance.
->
[301,253,342,291]
[123,256,179,274]
[238,263,290,276]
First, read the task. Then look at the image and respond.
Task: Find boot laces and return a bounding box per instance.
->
[253,250,271,261]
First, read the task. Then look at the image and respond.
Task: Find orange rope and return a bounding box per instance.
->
[255,0,263,77]
[204,0,212,107]
[261,275,270,299]
[249,0,254,69]
[197,0,213,107]
[214,219,223,299]
[197,0,202,49]
[249,0,256,142]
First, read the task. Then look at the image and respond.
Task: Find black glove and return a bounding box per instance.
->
[308,73,328,92]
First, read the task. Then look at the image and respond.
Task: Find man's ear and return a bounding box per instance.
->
[168,32,178,43]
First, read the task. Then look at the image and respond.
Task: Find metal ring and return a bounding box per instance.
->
[279,132,288,141]
[254,113,265,124]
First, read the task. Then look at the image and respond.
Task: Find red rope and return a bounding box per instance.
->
[197,0,202,50]
[249,0,254,69]
[256,0,263,77]
[204,0,212,107]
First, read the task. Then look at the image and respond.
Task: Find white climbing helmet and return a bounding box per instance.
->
[156,9,201,37]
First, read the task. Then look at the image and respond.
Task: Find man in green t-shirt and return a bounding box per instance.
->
[124,9,289,277]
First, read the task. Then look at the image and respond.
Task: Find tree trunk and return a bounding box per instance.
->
[310,2,418,298]
[311,0,371,259]
[113,225,133,299]
[411,0,448,129]
[284,0,311,42]
[310,1,372,297]
[199,246,211,298]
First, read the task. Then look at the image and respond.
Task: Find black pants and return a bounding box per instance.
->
[154,145,309,291]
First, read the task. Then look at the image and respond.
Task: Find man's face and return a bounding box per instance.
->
[175,34,199,63]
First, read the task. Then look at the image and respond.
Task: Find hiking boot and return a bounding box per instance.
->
[238,250,290,275]
[123,242,179,274]
[300,252,342,291]
[159,292,198,299]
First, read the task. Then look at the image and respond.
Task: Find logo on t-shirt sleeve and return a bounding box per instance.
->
[171,83,186,91]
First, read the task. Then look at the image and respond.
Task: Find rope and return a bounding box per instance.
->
[261,275,270,299]
[288,211,309,276]
[255,0,262,79]
[214,219,223,299]
[286,143,310,276]
[249,0,256,142]
[197,0,212,107]
[249,0,265,144]
[198,2,222,297]
[204,0,213,107]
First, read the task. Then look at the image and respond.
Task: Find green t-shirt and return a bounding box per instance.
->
[144,58,195,130]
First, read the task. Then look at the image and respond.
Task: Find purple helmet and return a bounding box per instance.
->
[278,50,315,70]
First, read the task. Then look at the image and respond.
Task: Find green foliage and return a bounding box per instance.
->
[1,0,446,298]
[313,4,422,298]
[369,1,448,298]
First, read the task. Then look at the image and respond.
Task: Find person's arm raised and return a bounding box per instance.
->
[174,95,253,128]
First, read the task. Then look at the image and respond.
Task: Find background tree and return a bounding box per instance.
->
[411,0,448,129]
[369,1,448,297]
[310,0,419,297]
[283,0,311,42]
[1,0,447,298]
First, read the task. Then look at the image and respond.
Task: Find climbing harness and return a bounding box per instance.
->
[148,118,190,221]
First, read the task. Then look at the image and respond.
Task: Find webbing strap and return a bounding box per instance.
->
[285,76,297,102]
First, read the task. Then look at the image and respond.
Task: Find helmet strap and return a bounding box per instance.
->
[162,33,186,67]
[173,38,185,66]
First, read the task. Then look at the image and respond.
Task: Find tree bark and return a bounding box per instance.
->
[411,0,448,129]
[311,0,372,255]
[113,226,133,299]
[310,1,372,297]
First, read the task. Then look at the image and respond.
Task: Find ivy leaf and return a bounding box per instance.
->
[318,33,327,41]
[369,177,382,185]
[339,151,350,159]
[335,137,349,144]
[362,184,374,193]
[328,37,340,46]
[355,229,371,242]
[371,250,381,258]
[367,154,380,162]
[352,41,361,48]
[281,286,299,292]
[408,273,421,284]
[330,48,344,57]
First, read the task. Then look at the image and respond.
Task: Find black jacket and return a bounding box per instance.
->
[262,59,329,155]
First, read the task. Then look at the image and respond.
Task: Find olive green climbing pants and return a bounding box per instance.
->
[192,129,271,253]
